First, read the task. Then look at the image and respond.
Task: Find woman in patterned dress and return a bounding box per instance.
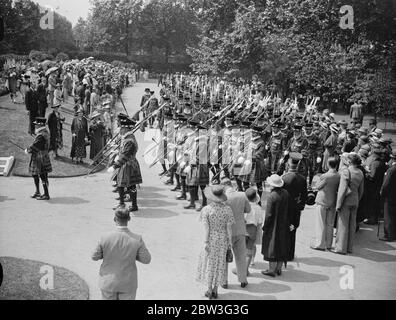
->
[196,186,235,299]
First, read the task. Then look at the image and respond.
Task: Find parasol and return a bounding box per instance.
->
[45,66,59,76]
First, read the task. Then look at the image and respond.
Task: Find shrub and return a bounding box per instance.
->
[56,52,69,61]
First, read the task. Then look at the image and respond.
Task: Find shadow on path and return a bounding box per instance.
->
[47,197,90,205]
[296,257,351,268]
[220,292,277,300]
[133,208,178,219]
[228,280,291,295]
[0,196,15,202]
[138,198,174,208]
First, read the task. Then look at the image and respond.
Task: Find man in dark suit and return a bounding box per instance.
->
[25,82,39,135]
[380,151,396,242]
[282,152,308,261]
[364,145,387,225]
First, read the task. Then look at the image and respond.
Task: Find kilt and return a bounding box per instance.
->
[186,164,209,186]
[240,160,267,184]
[29,151,52,176]
[116,158,143,187]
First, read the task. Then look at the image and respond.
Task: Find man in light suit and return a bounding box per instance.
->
[332,153,364,255]
[92,208,151,300]
[221,177,251,288]
[311,157,340,250]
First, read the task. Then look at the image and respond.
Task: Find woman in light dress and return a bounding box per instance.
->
[196,186,234,300]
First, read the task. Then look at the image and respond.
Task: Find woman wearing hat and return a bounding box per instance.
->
[261,174,290,277]
[47,103,65,159]
[196,186,235,299]
[89,112,106,163]
[70,107,89,164]
[25,117,52,200]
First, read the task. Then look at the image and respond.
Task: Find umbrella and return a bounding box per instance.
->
[45,66,59,76]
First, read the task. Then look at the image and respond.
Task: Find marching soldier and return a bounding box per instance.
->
[25,117,53,200]
[108,115,142,212]
[284,124,309,177]
[304,123,323,186]
[267,121,286,175]
[239,125,268,205]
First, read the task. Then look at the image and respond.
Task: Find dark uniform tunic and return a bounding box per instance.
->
[28,127,52,176]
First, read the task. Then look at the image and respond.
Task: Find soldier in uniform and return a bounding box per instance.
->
[184,120,210,211]
[25,117,53,200]
[267,121,286,175]
[322,124,340,172]
[239,126,268,205]
[108,115,142,212]
[147,91,159,128]
[304,123,323,187]
[283,124,309,178]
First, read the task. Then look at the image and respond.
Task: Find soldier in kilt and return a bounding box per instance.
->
[184,121,210,211]
[239,126,268,205]
[304,122,323,187]
[267,121,285,175]
[26,117,52,200]
[109,115,142,212]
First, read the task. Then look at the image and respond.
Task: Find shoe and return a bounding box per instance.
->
[171,186,181,192]
[184,204,196,210]
[261,270,276,277]
[36,195,50,201]
[176,195,187,200]
[196,206,205,212]
[165,180,174,186]
[31,192,41,199]
[310,245,326,251]
[221,284,228,289]
[212,291,218,299]
[276,269,282,276]
[204,290,212,298]
[240,282,248,288]
[330,249,346,255]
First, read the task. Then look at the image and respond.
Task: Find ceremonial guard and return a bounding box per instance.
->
[267,121,286,175]
[109,115,142,212]
[239,126,267,204]
[26,117,52,200]
[322,124,340,172]
[304,123,323,186]
[183,120,209,211]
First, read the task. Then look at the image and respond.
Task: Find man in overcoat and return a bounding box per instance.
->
[281,153,307,261]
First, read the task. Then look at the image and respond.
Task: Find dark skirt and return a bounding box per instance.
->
[186,164,209,186]
[240,160,267,183]
[116,158,143,187]
[29,151,52,176]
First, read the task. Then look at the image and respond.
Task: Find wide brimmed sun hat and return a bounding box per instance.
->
[266,174,284,188]
[205,185,227,203]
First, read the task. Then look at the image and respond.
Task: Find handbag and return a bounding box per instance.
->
[226,248,233,263]
[345,169,352,196]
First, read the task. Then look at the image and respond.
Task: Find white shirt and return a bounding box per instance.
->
[244,203,264,226]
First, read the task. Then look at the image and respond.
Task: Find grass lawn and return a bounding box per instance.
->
[0,257,89,300]
[0,95,104,177]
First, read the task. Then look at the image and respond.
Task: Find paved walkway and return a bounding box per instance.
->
[1,81,396,300]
